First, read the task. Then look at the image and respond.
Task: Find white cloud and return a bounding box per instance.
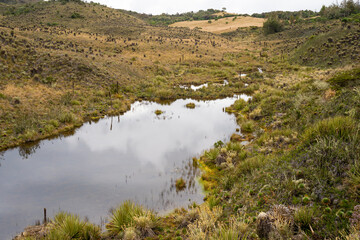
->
[87,0,337,15]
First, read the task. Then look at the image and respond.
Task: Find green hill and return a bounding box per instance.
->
[0,1,147,36]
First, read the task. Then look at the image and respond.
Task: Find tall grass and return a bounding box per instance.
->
[106,201,157,237]
[47,212,101,240]
[205,148,220,161]
[302,116,359,146]
[236,155,265,175]
[294,207,315,230]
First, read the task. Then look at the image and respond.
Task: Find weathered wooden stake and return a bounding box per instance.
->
[44,208,47,225]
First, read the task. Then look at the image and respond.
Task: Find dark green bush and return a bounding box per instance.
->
[263,17,284,35]
[70,12,84,19]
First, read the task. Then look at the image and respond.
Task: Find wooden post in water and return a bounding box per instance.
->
[44,208,47,225]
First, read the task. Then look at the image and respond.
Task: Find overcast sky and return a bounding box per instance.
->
[86,0,338,15]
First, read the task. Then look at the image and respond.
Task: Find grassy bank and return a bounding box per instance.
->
[14,67,360,240]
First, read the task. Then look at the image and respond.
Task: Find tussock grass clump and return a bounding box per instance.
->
[58,112,76,124]
[175,178,186,191]
[235,155,265,175]
[233,98,247,111]
[187,205,250,240]
[187,204,222,239]
[328,68,360,89]
[205,148,220,161]
[302,116,359,146]
[241,120,255,133]
[294,207,315,230]
[47,212,101,240]
[308,135,360,176]
[106,201,157,238]
[213,217,248,240]
[226,141,243,153]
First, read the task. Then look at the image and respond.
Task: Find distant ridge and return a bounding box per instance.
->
[0,0,40,4]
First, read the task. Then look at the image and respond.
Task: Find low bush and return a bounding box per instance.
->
[263,16,284,35]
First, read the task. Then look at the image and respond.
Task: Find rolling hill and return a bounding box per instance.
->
[170,16,265,34]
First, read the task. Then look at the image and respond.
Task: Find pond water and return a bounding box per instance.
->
[179,80,229,91]
[0,95,250,239]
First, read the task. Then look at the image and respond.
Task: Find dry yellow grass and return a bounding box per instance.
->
[3,84,62,108]
[170,16,265,34]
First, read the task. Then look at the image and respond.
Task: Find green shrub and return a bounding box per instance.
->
[263,16,284,35]
[71,12,84,19]
[233,99,247,111]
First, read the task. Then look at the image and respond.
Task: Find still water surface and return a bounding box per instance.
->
[0,96,249,239]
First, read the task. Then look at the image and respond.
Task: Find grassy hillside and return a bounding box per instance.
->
[2,1,360,239]
[1,1,146,36]
[170,16,265,34]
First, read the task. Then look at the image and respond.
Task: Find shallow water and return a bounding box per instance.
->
[179,80,228,91]
[0,95,249,239]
